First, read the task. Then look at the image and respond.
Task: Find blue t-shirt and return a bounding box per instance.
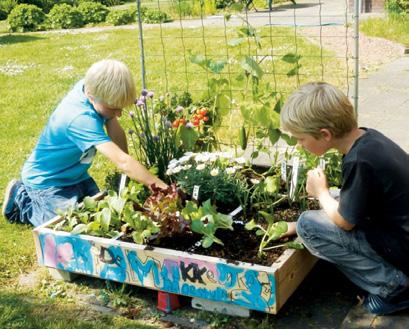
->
[22,80,111,188]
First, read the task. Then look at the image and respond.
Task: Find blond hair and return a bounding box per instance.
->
[84,59,136,109]
[280,82,357,138]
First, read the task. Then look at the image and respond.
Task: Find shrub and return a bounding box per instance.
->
[8,4,45,32]
[106,9,133,26]
[75,0,123,6]
[47,3,84,29]
[142,8,171,24]
[169,0,216,17]
[19,0,76,13]
[0,0,18,18]
[215,0,235,9]
[77,1,108,24]
[386,0,409,14]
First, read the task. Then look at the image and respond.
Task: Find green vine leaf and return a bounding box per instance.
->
[240,56,263,79]
[281,53,301,63]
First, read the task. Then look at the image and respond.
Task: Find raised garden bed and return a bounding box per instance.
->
[33,207,317,314]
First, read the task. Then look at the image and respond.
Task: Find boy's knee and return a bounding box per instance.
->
[296,210,326,241]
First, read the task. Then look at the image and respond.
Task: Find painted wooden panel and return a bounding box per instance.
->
[34,227,279,313]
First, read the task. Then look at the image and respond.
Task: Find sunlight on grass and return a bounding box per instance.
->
[361,15,409,45]
[0,20,9,34]
[0,290,158,329]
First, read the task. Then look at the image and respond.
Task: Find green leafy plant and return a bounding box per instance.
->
[47,3,84,29]
[128,90,183,181]
[8,4,45,32]
[106,9,133,26]
[166,151,250,212]
[128,90,220,181]
[122,211,160,245]
[77,1,108,24]
[190,17,298,158]
[142,8,171,24]
[55,182,147,240]
[245,211,303,257]
[181,199,233,248]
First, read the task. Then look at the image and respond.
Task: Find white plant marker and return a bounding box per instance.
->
[192,185,200,201]
[289,156,300,201]
[319,158,326,170]
[281,160,287,182]
[119,174,127,193]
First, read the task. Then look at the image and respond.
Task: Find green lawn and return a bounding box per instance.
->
[360,15,409,45]
[0,24,346,328]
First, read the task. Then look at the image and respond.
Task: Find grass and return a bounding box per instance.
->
[0,20,8,34]
[0,23,345,328]
[360,14,409,45]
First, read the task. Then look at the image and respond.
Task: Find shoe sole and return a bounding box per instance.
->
[2,179,18,217]
[364,293,409,315]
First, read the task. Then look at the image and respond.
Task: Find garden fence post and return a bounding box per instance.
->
[119,0,147,193]
[136,0,146,89]
[353,0,360,117]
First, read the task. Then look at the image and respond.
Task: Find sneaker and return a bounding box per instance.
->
[363,293,409,315]
[2,179,20,220]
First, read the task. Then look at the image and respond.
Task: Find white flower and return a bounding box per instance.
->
[172,166,182,174]
[208,153,218,162]
[179,155,191,163]
[196,163,206,171]
[195,153,210,162]
[250,178,261,185]
[235,157,246,164]
[168,159,179,169]
[210,168,219,176]
[225,167,236,175]
[184,152,194,157]
[166,169,173,175]
[183,164,192,170]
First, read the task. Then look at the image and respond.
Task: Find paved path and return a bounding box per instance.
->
[358,56,409,152]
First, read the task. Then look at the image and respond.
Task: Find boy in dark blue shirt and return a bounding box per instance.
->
[280,82,409,315]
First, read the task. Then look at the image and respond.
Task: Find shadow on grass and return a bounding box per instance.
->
[0,290,157,329]
[0,34,44,45]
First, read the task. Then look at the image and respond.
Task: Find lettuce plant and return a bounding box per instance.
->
[181,199,233,248]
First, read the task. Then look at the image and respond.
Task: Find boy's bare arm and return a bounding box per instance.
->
[105,117,128,153]
[96,141,167,189]
[307,168,355,231]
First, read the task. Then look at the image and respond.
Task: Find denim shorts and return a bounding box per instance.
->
[14,177,100,227]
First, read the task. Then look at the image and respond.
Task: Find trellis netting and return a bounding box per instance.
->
[132,0,359,152]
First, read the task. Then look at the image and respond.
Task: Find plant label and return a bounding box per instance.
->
[281,160,287,182]
[289,156,300,201]
[319,158,326,170]
[119,174,127,193]
[192,185,200,201]
[228,205,243,218]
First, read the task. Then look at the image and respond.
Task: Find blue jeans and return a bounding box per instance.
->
[297,210,409,299]
[14,177,99,227]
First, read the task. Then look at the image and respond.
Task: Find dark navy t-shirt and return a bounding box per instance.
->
[338,128,409,276]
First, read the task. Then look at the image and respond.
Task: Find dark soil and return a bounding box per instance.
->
[121,203,314,267]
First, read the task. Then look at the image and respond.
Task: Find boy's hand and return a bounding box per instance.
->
[306,167,328,198]
[280,221,297,238]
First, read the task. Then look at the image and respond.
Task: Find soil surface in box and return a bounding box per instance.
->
[137,205,310,267]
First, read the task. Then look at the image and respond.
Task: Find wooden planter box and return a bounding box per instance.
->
[33,210,317,314]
